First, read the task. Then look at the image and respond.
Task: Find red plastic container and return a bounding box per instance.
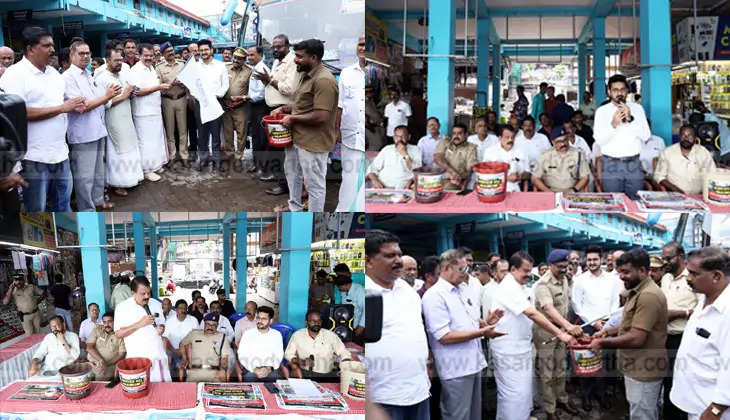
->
[116,357,151,398]
[262,115,293,147]
[569,337,603,377]
[474,162,510,203]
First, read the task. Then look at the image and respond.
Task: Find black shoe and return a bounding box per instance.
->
[581,397,592,412]
[598,396,612,411]
[265,186,287,196]
[259,174,275,182]
[557,400,579,416]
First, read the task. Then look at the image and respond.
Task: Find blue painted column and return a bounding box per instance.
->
[150,227,158,298]
[235,213,247,311]
[78,213,110,315]
[476,19,491,107]
[279,213,313,330]
[0,15,5,46]
[640,0,672,144]
[99,32,108,57]
[436,223,454,254]
[578,43,587,105]
[489,234,499,255]
[427,0,456,134]
[491,43,502,119]
[593,18,607,105]
[133,213,145,277]
[544,242,553,259]
[223,223,231,298]
[521,236,529,252]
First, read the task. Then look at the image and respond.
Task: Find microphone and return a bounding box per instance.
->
[143,303,158,328]
[617,97,634,123]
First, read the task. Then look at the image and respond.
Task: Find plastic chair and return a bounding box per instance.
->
[271,322,295,349]
[229,312,246,328]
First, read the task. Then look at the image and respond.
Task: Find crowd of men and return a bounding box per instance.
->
[366,75,718,200]
[365,229,730,420]
[0,26,366,212]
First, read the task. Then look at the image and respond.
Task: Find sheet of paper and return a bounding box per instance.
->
[287,379,322,398]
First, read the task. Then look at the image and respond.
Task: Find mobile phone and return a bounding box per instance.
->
[458,189,473,196]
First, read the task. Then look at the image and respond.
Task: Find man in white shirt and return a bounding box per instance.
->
[28,315,80,377]
[639,125,666,180]
[490,251,577,420]
[93,38,130,82]
[163,299,199,377]
[365,229,430,419]
[514,116,551,173]
[336,34,366,212]
[467,116,499,162]
[285,310,353,379]
[459,247,484,300]
[654,124,716,194]
[234,301,258,346]
[670,247,730,420]
[384,89,412,143]
[128,43,170,181]
[401,255,420,288]
[247,45,271,176]
[114,276,171,382]
[481,260,507,318]
[196,39,229,172]
[237,306,285,382]
[79,302,103,348]
[0,26,84,211]
[418,117,445,167]
[64,40,119,211]
[110,276,132,311]
[561,121,592,160]
[367,125,422,189]
[593,74,651,199]
[482,125,528,193]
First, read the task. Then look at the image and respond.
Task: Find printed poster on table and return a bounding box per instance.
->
[9,384,63,400]
[201,383,266,410]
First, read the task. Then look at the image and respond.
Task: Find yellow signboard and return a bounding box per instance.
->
[19,212,56,249]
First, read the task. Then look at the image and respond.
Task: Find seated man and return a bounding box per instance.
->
[28,315,80,377]
[86,311,126,381]
[179,313,232,382]
[532,127,590,193]
[189,296,207,323]
[79,302,103,350]
[559,121,592,160]
[366,125,422,189]
[467,116,499,162]
[200,300,234,344]
[215,288,236,318]
[417,117,445,167]
[514,116,551,173]
[285,310,354,380]
[434,123,478,190]
[236,306,286,382]
[163,299,199,376]
[654,124,716,194]
[482,125,529,193]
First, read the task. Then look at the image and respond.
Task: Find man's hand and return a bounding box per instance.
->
[254,367,272,378]
[55,331,67,345]
[371,178,385,189]
[592,329,608,339]
[485,309,504,326]
[62,97,85,113]
[137,315,155,328]
[281,115,293,128]
[354,326,365,337]
[122,85,135,99]
[558,332,578,346]
[481,325,506,339]
[395,142,408,156]
[106,84,122,99]
[0,173,28,191]
[159,83,171,92]
[589,338,602,354]
[270,107,286,117]
[611,108,625,128]
[216,369,227,382]
[593,320,605,331]
[28,362,39,377]
[566,324,583,337]
[253,71,271,85]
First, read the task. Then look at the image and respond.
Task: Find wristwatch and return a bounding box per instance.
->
[711,405,723,417]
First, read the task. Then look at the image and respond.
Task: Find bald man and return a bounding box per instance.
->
[0,46,14,77]
[401,255,419,288]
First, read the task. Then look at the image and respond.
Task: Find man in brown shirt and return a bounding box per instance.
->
[272,39,338,212]
[222,47,252,161]
[433,123,478,190]
[156,42,188,164]
[86,311,126,380]
[591,248,668,420]
[3,272,44,336]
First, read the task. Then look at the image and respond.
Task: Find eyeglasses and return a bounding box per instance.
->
[458,265,471,273]
[663,255,678,262]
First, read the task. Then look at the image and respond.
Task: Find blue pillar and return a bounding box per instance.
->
[521,236,529,252]
[491,43,502,119]
[436,223,454,254]
[476,19,491,107]
[593,18,607,105]
[223,223,231,298]
[640,0,672,144]
[427,0,456,134]
[133,213,145,276]
[99,32,108,57]
[279,213,313,330]
[544,242,553,259]
[489,234,499,254]
[78,213,110,315]
[0,15,5,46]
[235,213,247,312]
[578,43,587,105]
[150,227,158,298]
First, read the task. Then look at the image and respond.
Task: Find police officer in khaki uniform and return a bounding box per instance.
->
[532,128,590,193]
[3,272,44,336]
[179,312,232,382]
[532,250,583,420]
[222,47,252,161]
[156,41,188,164]
[433,123,478,191]
[86,311,126,380]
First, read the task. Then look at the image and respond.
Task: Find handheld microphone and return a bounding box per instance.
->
[143,303,158,328]
[617,97,634,123]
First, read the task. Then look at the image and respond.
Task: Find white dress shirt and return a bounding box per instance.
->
[236,327,284,372]
[114,296,170,381]
[365,275,430,406]
[661,269,702,334]
[63,64,108,143]
[128,61,162,117]
[571,269,622,324]
[384,100,412,136]
[367,144,422,189]
[247,61,270,103]
[199,313,235,343]
[0,56,68,163]
[163,314,200,349]
[417,133,444,167]
[490,273,534,355]
[265,51,301,106]
[593,101,651,158]
[338,62,365,151]
[93,62,130,82]
[670,285,730,418]
[570,135,592,160]
[482,143,528,192]
[640,134,666,176]
[514,132,551,172]
[79,317,103,342]
[32,331,81,372]
[199,58,229,98]
[480,280,499,319]
[467,133,499,162]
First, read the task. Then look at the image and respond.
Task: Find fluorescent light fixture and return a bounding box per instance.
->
[0,241,60,254]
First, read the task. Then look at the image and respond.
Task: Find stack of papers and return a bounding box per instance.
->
[9,384,63,401]
[274,379,349,412]
[636,191,708,211]
[561,192,628,212]
[201,383,266,410]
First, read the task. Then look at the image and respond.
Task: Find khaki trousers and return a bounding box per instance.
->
[21,311,40,336]
[162,97,188,160]
[222,106,248,159]
[534,332,569,414]
[185,368,222,382]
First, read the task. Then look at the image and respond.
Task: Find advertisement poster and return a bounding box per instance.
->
[20,212,56,249]
[676,16,719,62]
[365,11,389,62]
[715,16,730,60]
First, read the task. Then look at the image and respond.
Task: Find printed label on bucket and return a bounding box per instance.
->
[346,377,366,399]
[120,371,148,394]
[476,172,505,197]
[417,174,444,198]
[63,375,90,396]
[267,124,292,140]
[707,179,730,203]
[572,349,602,375]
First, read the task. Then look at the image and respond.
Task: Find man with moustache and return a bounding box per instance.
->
[366,229,431,420]
[86,311,126,381]
[418,255,441,298]
[234,301,258,346]
[532,127,590,193]
[434,123,478,190]
[670,247,730,420]
[285,310,353,380]
[482,125,529,193]
[237,306,285,382]
[114,276,171,382]
[654,124,716,194]
[514,116,551,173]
[180,312,232,382]
[163,299,199,378]
[401,255,420,288]
[366,125,422,189]
[156,42,188,166]
[161,297,172,320]
[591,249,668,420]
[122,38,138,67]
[28,315,80,377]
[0,45,14,77]
[418,117,447,167]
[221,47,252,163]
[649,256,665,285]
[3,272,44,336]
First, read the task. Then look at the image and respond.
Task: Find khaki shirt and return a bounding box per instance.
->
[291,64,339,152]
[265,52,302,107]
[180,329,233,368]
[11,284,42,313]
[533,146,590,191]
[155,60,185,98]
[284,328,352,374]
[653,143,716,194]
[87,325,126,380]
[660,268,701,334]
[618,278,668,381]
[434,138,478,190]
[224,63,252,101]
[532,271,570,340]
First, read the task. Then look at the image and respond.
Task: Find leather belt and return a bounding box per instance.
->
[163,93,187,100]
[190,364,220,369]
[604,154,639,162]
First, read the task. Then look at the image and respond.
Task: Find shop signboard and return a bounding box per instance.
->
[675,16,730,62]
[365,11,389,62]
[19,213,56,249]
[313,213,366,243]
[715,16,730,60]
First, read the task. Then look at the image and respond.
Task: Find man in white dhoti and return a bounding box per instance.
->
[114,276,171,382]
[96,50,144,197]
[128,43,170,181]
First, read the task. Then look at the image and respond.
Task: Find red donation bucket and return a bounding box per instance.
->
[262,115,293,147]
[474,162,509,203]
[569,338,603,377]
[116,357,151,398]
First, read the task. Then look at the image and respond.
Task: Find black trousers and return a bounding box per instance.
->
[249,101,286,189]
[664,333,688,420]
[187,99,201,153]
